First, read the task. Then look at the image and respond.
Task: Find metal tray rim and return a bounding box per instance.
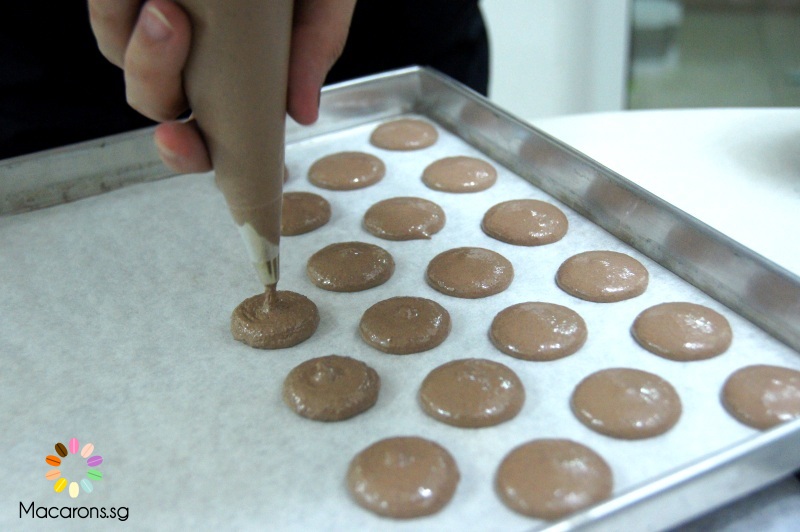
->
[2,65,798,531]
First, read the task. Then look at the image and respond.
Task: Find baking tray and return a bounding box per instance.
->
[2,67,799,531]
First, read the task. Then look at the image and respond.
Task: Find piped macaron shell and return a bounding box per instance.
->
[80,443,94,459]
[80,479,94,494]
[69,482,80,499]
[45,455,61,467]
[55,443,68,457]
[87,469,103,481]
[45,469,61,481]
[87,455,103,467]
[69,438,79,454]
[53,478,68,493]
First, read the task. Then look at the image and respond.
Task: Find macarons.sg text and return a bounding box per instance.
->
[20,502,129,521]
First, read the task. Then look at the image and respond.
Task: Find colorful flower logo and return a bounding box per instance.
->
[44,438,103,498]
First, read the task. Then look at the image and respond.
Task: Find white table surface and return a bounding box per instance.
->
[531,108,800,531]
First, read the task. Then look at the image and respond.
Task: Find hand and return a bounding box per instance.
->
[88,0,356,174]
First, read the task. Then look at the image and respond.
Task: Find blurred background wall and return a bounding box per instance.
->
[481,0,800,119]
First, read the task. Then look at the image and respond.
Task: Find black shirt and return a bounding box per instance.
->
[0,1,488,160]
[0,3,153,159]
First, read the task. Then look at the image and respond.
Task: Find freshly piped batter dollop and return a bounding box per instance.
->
[369,118,438,151]
[556,250,649,303]
[359,296,451,354]
[308,151,385,190]
[632,302,732,361]
[418,358,525,428]
[282,355,380,421]
[307,241,395,292]
[422,156,497,193]
[363,196,446,240]
[495,439,613,520]
[426,247,513,298]
[231,290,319,349]
[571,368,682,439]
[281,191,331,236]
[490,302,587,361]
[481,199,568,246]
[347,436,460,518]
[721,364,800,430]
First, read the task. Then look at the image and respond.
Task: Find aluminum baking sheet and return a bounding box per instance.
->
[1,68,799,531]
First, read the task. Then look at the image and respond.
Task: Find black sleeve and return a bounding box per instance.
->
[326,0,489,95]
[0,1,490,160]
[0,3,153,160]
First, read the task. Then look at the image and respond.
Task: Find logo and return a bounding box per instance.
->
[44,438,103,498]
[20,437,126,521]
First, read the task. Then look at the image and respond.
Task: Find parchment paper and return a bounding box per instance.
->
[2,116,799,531]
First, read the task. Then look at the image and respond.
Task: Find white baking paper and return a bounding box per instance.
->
[1,116,798,531]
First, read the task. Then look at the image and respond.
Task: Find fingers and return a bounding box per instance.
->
[124,0,191,122]
[89,0,190,121]
[88,0,141,67]
[90,0,203,173]
[287,0,357,124]
[94,0,349,172]
[154,120,212,174]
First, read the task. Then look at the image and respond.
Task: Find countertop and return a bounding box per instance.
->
[531,108,800,531]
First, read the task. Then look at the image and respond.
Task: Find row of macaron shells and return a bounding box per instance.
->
[282,191,734,379]
[277,118,800,521]
[288,119,607,520]
[284,117,734,364]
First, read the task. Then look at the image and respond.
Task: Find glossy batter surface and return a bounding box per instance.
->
[308,151,385,190]
[419,358,525,428]
[632,302,732,361]
[482,199,568,246]
[281,191,331,236]
[556,250,649,303]
[426,247,513,298]
[571,368,682,439]
[495,439,613,520]
[347,436,459,518]
[359,296,451,354]
[231,290,319,349]
[722,364,800,430]
[307,241,395,292]
[363,196,445,240]
[422,156,497,193]
[490,302,587,361]
[369,118,438,151]
[283,355,380,421]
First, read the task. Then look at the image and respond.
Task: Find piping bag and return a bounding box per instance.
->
[174,0,293,294]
